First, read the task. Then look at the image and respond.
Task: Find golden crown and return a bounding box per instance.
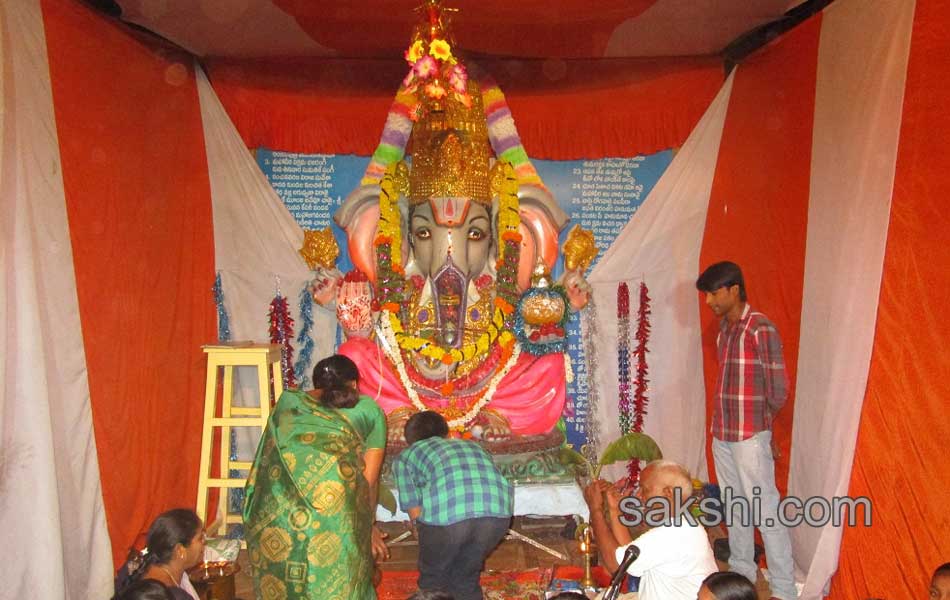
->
[409,78,492,206]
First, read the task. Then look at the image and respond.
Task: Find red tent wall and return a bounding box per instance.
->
[832,0,950,595]
[698,16,822,494]
[40,0,216,565]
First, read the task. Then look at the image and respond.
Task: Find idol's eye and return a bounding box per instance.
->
[414,228,431,241]
[467,228,486,241]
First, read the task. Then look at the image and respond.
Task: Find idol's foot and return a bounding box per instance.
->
[479,409,513,442]
[386,406,416,444]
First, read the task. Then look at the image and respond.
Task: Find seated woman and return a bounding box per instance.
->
[244,354,388,599]
[112,508,206,600]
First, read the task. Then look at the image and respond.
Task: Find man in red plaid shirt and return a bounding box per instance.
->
[697,261,797,600]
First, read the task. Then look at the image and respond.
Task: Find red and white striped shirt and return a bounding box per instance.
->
[712,304,789,442]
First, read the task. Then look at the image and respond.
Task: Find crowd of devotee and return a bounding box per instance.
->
[111,263,948,600]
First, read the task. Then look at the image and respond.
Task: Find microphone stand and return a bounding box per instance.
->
[602,544,640,600]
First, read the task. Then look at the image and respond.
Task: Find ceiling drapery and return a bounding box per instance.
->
[204,56,724,159]
[114,0,801,59]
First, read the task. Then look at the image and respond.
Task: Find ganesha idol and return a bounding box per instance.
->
[309,44,597,466]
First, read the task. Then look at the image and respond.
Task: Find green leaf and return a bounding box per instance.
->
[558,446,587,466]
[597,432,662,467]
[377,485,397,516]
[557,446,592,475]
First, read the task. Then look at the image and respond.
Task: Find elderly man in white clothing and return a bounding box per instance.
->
[583,460,718,600]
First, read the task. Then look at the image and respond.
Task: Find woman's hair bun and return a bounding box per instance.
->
[312,355,360,409]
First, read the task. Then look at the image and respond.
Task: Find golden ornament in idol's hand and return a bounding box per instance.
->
[299,227,340,270]
[562,225,599,272]
[521,293,566,326]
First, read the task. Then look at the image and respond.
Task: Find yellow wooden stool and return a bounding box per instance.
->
[196,343,284,538]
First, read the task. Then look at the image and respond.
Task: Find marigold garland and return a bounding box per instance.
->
[403,340,507,392]
[379,313,521,429]
[374,163,408,312]
[493,161,521,328]
[494,161,521,247]
[388,310,513,367]
[377,162,404,267]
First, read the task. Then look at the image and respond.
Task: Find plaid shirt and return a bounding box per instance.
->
[712,304,789,441]
[394,437,513,526]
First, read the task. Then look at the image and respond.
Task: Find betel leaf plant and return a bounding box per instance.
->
[559,432,663,481]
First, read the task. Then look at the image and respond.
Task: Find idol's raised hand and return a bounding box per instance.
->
[309,266,342,305]
[336,275,373,338]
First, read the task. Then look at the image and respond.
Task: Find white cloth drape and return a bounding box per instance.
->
[586,73,735,481]
[195,65,333,455]
[196,64,325,353]
[787,1,915,597]
[1,1,114,598]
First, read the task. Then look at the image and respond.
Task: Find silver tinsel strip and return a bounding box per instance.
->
[580,296,602,467]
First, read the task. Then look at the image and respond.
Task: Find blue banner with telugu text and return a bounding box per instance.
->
[256,149,672,450]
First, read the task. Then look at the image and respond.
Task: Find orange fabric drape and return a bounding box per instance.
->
[41,0,216,565]
[698,16,821,494]
[831,0,950,596]
[204,56,723,160]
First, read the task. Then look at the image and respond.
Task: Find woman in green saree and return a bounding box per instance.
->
[244,355,387,600]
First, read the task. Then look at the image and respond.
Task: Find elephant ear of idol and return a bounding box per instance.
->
[334,183,409,284]
[514,183,569,290]
[517,183,569,243]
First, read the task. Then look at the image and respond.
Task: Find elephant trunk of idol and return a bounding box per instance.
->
[429,255,468,348]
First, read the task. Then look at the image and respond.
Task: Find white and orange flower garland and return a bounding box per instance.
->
[377,312,522,430]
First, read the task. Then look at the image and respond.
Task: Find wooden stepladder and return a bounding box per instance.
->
[196,343,283,539]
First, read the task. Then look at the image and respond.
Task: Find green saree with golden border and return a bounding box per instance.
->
[244,390,375,600]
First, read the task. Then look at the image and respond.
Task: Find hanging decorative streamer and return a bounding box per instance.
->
[268,279,296,389]
[628,282,652,483]
[213,273,244,536]
[293,286,315,389]
[616,282,632,437]
[212,272,231,342]
[580,296,602,467]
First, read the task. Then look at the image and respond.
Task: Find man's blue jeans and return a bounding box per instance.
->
[712,430,797,600]
[416,516,511,600]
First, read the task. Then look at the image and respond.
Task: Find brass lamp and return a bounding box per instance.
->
[576,521,596,590]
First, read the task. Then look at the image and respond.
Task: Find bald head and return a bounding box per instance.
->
[640,460,693,501]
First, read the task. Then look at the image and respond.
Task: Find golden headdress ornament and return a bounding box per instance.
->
[408,78,492,206]
[401,1,493,206]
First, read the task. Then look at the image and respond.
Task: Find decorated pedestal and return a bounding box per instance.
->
[381,429,571,487]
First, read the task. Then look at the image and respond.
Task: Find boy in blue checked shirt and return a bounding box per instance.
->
[394,411,513,600]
